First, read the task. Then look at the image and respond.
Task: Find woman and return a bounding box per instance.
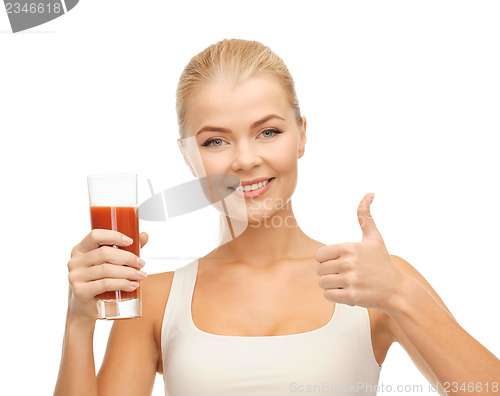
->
[54,39,500,395]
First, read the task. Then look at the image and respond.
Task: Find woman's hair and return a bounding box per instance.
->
[176,38,303,138]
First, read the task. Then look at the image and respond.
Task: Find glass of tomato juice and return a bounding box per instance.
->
[87,172,141,320]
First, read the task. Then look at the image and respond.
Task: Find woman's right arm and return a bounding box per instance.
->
[54,308,99,395]
[54,229,150,396]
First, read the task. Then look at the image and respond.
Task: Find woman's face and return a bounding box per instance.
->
[178,76,306,225]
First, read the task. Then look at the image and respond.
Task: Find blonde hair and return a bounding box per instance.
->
[176,38,303,138]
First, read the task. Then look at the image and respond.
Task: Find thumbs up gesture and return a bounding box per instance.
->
[315,193,405,314]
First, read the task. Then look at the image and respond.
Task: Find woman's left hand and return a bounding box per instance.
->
[315,193,407,314]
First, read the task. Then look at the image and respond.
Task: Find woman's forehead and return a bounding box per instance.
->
[184,77,292,135]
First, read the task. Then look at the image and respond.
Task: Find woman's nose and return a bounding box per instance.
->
[231,142,263,171]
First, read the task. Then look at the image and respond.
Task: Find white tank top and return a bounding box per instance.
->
[161,258,382,396]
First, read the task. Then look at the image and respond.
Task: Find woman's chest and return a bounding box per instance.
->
[192,263,337,337]
[190,267,393,367]
[193,289,336,337]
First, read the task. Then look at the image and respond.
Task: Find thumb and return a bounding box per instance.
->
[357,193,380,241]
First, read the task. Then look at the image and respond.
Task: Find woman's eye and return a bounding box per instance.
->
[261,129,283,138]
[201,138,225,147]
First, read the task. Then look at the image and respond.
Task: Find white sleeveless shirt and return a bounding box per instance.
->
[161,258,382,395]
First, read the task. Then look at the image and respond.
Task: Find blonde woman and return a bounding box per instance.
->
[55,39,500,396]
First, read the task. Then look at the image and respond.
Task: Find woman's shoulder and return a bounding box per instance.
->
[143,258,200,303]
[142,271,176,330]
[143,270,175,295]
[142,271,176,307]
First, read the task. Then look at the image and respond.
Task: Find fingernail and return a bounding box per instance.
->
[370,193,375,204]
[136,270,148,278]
[123,236,133,244]
[130,281,140,288]
[137,257,146,267]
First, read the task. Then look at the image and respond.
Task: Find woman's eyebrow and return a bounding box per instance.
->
[196,126,230,136]
[196,114,285,136]
[250,114,285,128]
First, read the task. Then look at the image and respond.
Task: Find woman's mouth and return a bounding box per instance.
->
[229,177,275,198]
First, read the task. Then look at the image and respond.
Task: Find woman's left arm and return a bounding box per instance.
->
[387,255,500,395]
[316,193,500,396]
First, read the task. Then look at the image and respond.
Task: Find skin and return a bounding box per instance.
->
[55,76,500,396]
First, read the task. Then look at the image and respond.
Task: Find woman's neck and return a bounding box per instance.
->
[214,200,315,267]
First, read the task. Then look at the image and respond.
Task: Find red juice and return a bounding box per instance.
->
[89,206,140,301]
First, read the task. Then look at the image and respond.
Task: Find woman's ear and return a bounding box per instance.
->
[177,138,197,178]
[298,116,307,159]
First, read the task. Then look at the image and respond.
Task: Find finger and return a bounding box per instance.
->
[78,229,134,253]
[318,273,347,290]
[357,193,381,241]
[317,259,348,276]
[323,288,352,305]
[139,232,149,249]
[86,245,144,269]
[315,244,343,263]
[86,278,141,298]
[81,262,147,283]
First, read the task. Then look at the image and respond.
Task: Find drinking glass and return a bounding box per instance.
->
[87,172,142,320]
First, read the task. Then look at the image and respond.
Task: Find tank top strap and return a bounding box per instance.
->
[338,303,382,370]
[161,258,199,346]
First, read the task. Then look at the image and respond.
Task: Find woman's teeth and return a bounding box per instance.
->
[235,178,272,192]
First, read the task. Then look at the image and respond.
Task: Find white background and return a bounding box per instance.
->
[1,1,499,394]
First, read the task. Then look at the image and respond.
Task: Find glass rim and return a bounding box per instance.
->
[87,172,137,181]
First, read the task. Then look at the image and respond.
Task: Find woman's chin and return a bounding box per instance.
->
[213,192,292,225]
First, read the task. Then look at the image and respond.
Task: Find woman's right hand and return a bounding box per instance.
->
[66,229,148,325]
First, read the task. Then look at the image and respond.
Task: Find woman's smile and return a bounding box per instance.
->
[229,177,275,199]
